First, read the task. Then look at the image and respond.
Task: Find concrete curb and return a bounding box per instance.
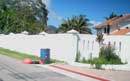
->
[50,65,110,81]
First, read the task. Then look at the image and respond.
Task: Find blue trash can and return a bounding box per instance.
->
[40,48,50,64]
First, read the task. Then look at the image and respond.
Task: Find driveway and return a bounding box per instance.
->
[0,55,80,81]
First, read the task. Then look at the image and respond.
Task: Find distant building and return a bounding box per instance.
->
[95,14,130,35]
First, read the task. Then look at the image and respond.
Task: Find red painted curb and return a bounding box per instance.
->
[50,65,109,81]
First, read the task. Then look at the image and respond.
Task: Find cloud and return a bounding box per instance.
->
[89,21,101,34]
[42,0,63,22]
[90,21,101,27]
[42,0,51,9]
[49,9,62,21]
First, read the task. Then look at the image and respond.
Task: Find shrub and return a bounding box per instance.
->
[99,46,122,64]
[76,45,123,69]
[81,46,123,69]
[95,64,102,69]
[82,57,87,63]
[92,58,106,69]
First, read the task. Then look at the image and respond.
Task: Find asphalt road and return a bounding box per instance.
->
[0,55,80,81]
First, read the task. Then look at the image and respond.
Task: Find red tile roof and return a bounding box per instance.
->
[111,29,130,35]
[96,14,130,29]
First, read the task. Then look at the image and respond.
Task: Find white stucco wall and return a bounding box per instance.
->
[0,34,130,64]
[78,35,130,64]
[0,34,77,62]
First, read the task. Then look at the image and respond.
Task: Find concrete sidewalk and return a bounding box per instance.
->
[48,64,130,81]
[38,65,100,81]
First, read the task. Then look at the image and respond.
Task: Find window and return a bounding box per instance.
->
[107,25,110,34]
[126,27,129,29]
[104,27,107,33]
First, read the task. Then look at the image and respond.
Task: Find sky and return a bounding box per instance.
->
[42,0,130,27]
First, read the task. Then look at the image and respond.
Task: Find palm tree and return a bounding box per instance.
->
[57,15,92,34]
[105,12,118,20]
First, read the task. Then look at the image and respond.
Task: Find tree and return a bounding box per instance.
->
[96,32,104,47]
[105,12,118,20]
[57,15,92,34]
[0,0,48,34]
[12,0,48,33]
[0,3,22,34]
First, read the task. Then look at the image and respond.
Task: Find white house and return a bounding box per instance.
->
[95,14,130,35]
